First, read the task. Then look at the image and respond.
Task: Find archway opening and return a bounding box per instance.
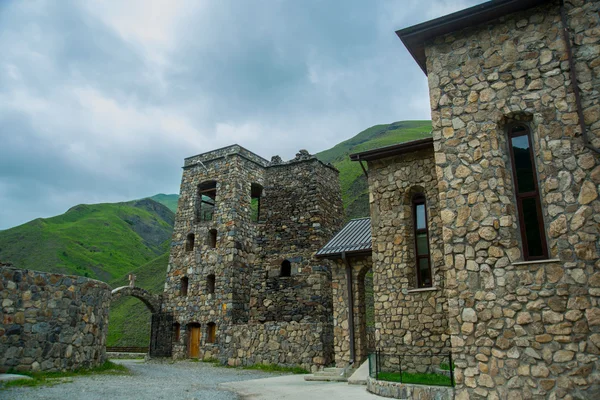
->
[108,284,162,353]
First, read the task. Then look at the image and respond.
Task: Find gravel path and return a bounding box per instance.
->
[1,360,283,400]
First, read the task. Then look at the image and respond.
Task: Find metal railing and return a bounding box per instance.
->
[369,348,454,387]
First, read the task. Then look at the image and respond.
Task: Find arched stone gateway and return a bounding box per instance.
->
[111,286,162,314]
[110,286,172,357]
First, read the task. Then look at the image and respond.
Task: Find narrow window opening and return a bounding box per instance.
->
[173,322,181,342]
[196,181,217,222]
[507,123,548,260]
[185,233,195,252]
[207,274,215,294]
[181,276,189,296]
[250,183,263,222]
[206,322,216,344]
[208,229,217,248]
[280,260,291,277]
[413,194,432,288]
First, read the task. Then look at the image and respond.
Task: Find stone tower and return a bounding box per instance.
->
[162,145,343,370]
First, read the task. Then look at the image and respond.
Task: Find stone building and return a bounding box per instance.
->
[160,145,343,371]
[329,0,599,399]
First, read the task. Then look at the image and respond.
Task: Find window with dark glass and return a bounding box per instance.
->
[280,260,291,277]
[206,322,216,343]
[196,181,217,222]
[507,123,548,260]
[206,274,215,294]
[173,322,181,342]
[181,276,189,296]
[208,229,217,248]
[413,194,432,288]
[250,183,263,222]
[185,233,195,252]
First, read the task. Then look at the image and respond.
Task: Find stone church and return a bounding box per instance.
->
[321,0,599,399]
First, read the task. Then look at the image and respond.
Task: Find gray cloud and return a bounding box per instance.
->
[0,0,484,229]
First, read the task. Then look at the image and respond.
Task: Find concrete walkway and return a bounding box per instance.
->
[221,374,380,400]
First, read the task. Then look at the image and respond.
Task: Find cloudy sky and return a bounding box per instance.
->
[0,0,485,230]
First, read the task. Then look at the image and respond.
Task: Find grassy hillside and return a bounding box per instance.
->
[316,120,432,219]
[0,199,174,282]
[148,194,179,213]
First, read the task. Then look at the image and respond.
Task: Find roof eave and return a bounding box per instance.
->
[315,249,372,260]
[396,0,552,75]
[349,137,433,162]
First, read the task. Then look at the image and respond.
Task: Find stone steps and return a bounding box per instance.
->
[303,367,356,382]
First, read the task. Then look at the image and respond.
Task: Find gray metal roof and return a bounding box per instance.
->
[316,218,372,258]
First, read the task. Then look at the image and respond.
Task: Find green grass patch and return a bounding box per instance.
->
[439,362,455,371]
[377,371,452,386]
[1,361,129,389]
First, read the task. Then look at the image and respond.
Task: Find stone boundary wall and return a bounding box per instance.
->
[366,376,454,400]
[0,265,111,372]
[223,322,333,372]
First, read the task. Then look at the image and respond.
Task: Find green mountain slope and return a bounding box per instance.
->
[316,120,432,219]
[148,194,179,213]
[0,199,174,282]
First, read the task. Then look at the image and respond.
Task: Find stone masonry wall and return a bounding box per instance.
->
[224,322,331,372]
[0,264,111,372]
[368,148,451,371]
[163,146,267,359]
[424,1,600,398]
[163,146,343,371]
[331,256,373,367]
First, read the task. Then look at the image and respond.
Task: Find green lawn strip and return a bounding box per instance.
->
[377,371,452,386]
[1,361,129,389]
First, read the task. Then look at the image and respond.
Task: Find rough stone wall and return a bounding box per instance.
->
[224,322,331,371]
[250,155,343,326]
[331,256,373,367]
[162,146,343,370]
[0,265,111,372]
[424,1,600,398]
[163,145,267,359]
[367,148,451,369]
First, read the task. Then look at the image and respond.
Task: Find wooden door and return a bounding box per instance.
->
[189,325,201,358]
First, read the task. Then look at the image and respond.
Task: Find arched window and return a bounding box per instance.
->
[250,183,263,222]
[185,233,195,252]
[280,260,291,277]
[413,194,432,288]
[206,322,216,344]
[206,274,215,294]
[181,276,189,296]
[507,123,548,260]
[173,322,181,342]
[208,229,217,248]
[196,181,217,222]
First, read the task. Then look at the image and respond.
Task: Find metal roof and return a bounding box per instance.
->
[349,137,433,162]
[396,0,551,75]
[316,218,372,258]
